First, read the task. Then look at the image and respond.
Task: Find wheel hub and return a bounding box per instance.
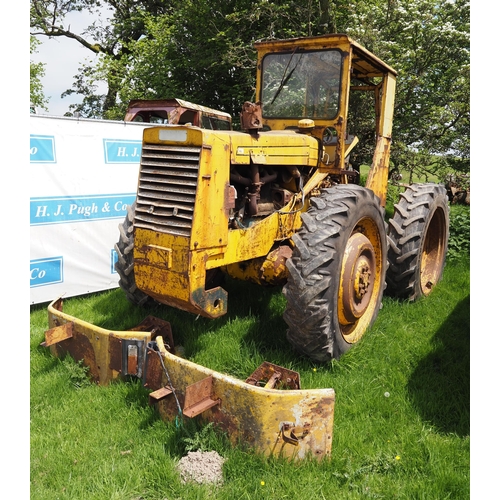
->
[339,232,376,326]
[354,259,371,301]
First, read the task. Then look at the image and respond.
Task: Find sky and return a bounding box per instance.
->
[31,10,108,116]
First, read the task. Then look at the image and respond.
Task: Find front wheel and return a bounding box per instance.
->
[283,185,387,362]
[386,183,449,300]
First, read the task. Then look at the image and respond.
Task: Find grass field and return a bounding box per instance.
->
[30,228,470,500]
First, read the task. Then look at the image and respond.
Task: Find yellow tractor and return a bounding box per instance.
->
[45,34,449,460]
[115,33,449,361]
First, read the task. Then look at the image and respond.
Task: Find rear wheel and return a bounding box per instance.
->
[283,185,387,362]
[114,201,152,306]
[386,183,449,300]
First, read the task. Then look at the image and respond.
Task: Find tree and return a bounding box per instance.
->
[30,0,175,117]
[30,0,469,177]
[30,36,48,111]
[385,0,470,178]
[120,0,470,175]
[338,0,470,177]
[116,0,328,121]
[30,0,345,118]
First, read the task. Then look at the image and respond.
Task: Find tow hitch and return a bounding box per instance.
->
[43,297,335,460]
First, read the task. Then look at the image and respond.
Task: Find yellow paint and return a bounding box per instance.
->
[229,130,319,167]
[44,34,400,464]
[337,219,385,344]
[223,245,292,285]
[45,298,335,461]
[134,125,313,317]
[365,72,397,206]
[133,34,396,317]
[46,298,154,384]
[154,337,335,460]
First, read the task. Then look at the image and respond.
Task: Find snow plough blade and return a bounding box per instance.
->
[43,297,335,460]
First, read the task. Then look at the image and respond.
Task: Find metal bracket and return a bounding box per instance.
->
[280,422,311,446]
[41,322,73,347]
[183,376,221,418]
[148,386,173,406]
[120,339,146,378]
[245,361,301,390]
[44,297,336,460]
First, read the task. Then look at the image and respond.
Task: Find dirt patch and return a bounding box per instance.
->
[176,450,226,485]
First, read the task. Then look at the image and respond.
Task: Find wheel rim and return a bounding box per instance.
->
[420,208,447,296]
[338,219,384,344]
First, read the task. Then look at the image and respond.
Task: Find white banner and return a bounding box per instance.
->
[30,115,150,304]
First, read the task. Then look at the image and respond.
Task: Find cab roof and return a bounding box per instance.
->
[125,98,231,120]
[254,34,397,79]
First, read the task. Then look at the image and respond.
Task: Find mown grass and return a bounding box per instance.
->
[30,204,470,499]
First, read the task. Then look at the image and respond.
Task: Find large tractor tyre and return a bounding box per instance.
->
[283,185,387,362]
[386,183,449,300]
[114,201,152,307]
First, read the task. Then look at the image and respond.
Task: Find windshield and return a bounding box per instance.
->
[261,49,343,119]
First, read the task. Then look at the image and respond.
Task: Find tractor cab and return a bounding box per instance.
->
[125,98,232,130]
[251,34,397,204]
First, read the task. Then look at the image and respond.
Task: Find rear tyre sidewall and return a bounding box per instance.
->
[386,184,449,300]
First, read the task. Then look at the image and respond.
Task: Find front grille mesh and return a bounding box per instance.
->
[134,143,201,237]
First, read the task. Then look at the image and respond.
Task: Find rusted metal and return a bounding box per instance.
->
[144,345,165,390]
[240,101,263,131]
[44,297,164,384]
[148,386,173,405]
[223,244,293,287]
[109,336,123,373]
[44,297,336,460]
[127,344,139,375]
[43,318,100,383]
[152,337,335,460]
[124,98,232,129]
[259,245,293,285]
[128,316,175,351]
[245,361,301,390]
[42,322,73,347]
[183,376,221,418]
[280,422,311,446]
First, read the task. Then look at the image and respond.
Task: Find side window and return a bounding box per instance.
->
[150,115,164,124]
[179,110,196,125]
[211,118,231,130]
[201,115,213,129]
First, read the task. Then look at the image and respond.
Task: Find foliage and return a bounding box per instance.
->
[447,205,470,261]
[30,36,48,110]
[30,0,175,117]
[181,422,220,453]
[387,0,470,177]
[333,0,470,178]
[62,357,92,389]
[30,0,469,178]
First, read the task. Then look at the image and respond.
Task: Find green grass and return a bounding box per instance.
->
[27,157,470,498]
[30,257,469,499]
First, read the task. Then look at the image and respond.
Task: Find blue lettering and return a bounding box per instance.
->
[30,135,56,163]
[30,257,63,287]
[30,195,136,225]
[103,139,142,163]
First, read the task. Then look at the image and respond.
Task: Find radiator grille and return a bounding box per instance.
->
[134,143,201,237]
